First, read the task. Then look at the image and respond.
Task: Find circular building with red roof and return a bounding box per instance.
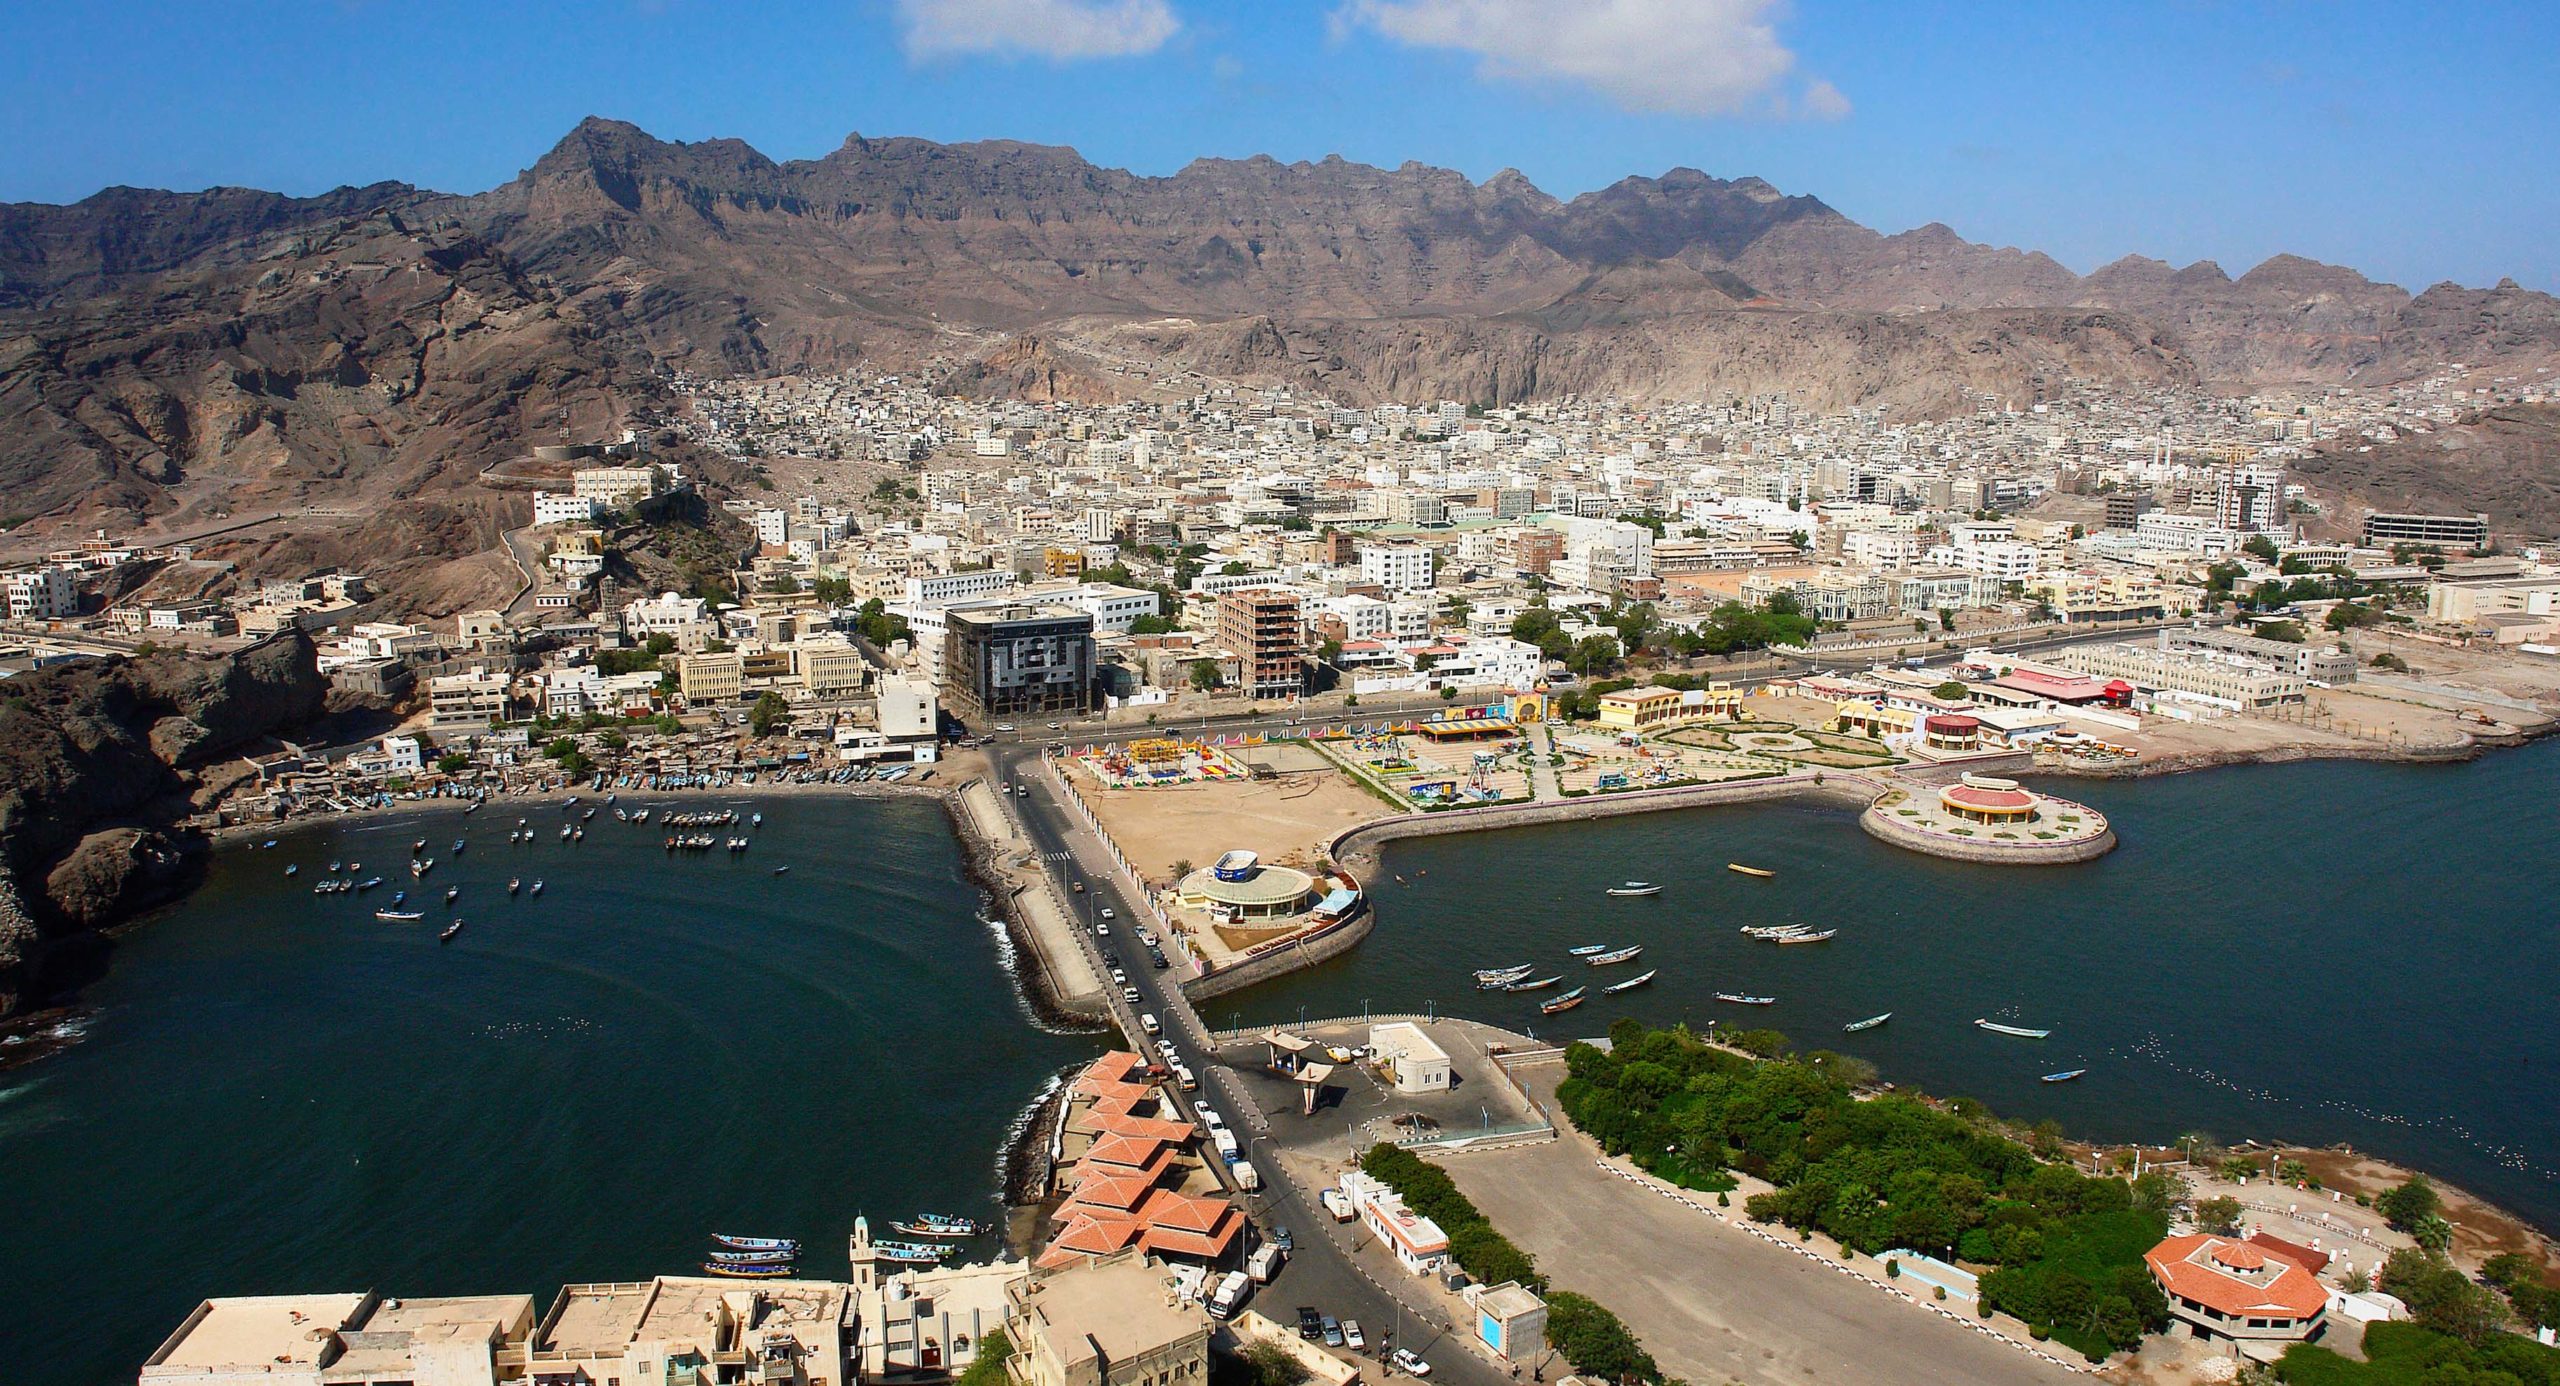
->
[1938,774,2037,825]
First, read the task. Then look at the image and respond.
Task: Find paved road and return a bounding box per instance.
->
[1444,1076,2083,1386]
[983,746,1502,1386]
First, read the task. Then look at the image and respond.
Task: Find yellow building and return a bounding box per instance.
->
[794,637,869,696]
[1594,682,1743,733]
[676,649,744,703]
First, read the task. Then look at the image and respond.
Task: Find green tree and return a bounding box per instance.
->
[811,575,853,605]
[1545,1291,1659,1383]
[1567,635,1622,677]
[1129,614,1178,636]
[749,691,789,736]
[1932,680,1972,700]
[435,753,471,775]
[2192,1196,2243,1235]
[1188,661,1223,692]
[953,1331,1015,1386]
[2376,1175,2442,1233]
[2243,534,2282,564]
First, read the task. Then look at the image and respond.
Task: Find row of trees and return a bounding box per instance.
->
[1556,1019,2173,1359]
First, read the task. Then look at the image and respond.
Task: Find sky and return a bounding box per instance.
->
[3,0,2555,292]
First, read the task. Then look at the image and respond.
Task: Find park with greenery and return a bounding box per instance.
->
[1555,1019,2173,1361]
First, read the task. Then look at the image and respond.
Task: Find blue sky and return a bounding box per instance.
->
[4,1,2555,292]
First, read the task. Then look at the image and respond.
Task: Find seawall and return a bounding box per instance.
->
[1855,806,2119,865]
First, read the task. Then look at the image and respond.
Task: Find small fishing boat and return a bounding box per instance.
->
[284,863,300,877]
[445,886,460,904]
[452,838,466,855]
[1585,946,1645,966]
[390,891,407,907]
[410,858,433,878]
[751,812,764,828]
[1975,1019,2052,1039]
[2040,1069,2086,1083]
[891,1213,990,1239]
[1842,1013,1892,1033]
[375,910,425,922]
[772,865,791,876]
[1773,929,1835,945]
[355,877,384,892]
[1715,992,1777,1006]
[1503,975,1563,993]
[1473,964,1533,986]
[261,839,278,850]
[438,920,464,942]
[702,1261,794,1279]
[412,839,427,854]
[872,1240,953,1264]
[329,860,343,873]
[711,1234,802,1253]
[1727,863,1775,878]
[706,1248,798,1265]
[1539,987,1588,1014]
[1605,882,1662,897]
[1566,943,1612,957]
[1602,969,1656,994]
[1741,924,1814,939]
[530,880,545,897]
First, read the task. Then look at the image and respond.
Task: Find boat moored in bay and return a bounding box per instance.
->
[1975,1019,2052,1039]
[2041,1069,2087,1083]
[1715,992,1777,1006]
[1540,987,1588,1015]
[1502,974,1563,993]
[1727,863,1775,878]
[1843,1013,1892,1032]
[1602,969,1656,994]
[1584,945,1644,966]
[1605,882,1662,897]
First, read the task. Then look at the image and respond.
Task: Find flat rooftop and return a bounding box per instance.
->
[145,1293,370,1372]
[542,1282,658,1356]
[1022,1257,1204,1367]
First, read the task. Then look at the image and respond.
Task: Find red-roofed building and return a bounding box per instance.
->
[2145,1233,2330,1346]
[1991,668,2124,706]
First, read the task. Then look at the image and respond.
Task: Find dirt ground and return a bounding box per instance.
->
[1076,766,1386,882]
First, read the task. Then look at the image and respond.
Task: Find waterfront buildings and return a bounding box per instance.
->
[2058,635,2308,711]
[1004,1252,1210,1386]
[140,1291,537,1386]
[1337,1169,1450,1276]
[1367,1021,1452,1095]
[2145,1233,2330,1349]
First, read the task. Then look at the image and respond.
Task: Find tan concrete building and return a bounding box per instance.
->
[1006,1253,1210,1386]
[140,1291,535,1386]
[1216,589,1305,699]
[529,1277,851,1386]
[677,649,746,704]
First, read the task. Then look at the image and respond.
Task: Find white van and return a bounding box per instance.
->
[1212,1126,1241,1160]
[1231,1158,1261,1192]
[1207,1271,1251,1321]
[1139,1012,1161,1036]
[1247,1242,1284,1283]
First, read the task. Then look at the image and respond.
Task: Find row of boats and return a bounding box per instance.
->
[1739,923,1838,945]
[1476,943,1657,1015]
[700,1215,991,1278]
[1598,864,1774,899]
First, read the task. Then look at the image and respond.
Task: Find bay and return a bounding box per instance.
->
[1223,740,2560,1232]
[0,794,1095,1386]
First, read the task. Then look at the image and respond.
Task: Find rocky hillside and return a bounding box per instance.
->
[0,634,328,1016]
[2294,405,2560,538]
[5,117,2560,563]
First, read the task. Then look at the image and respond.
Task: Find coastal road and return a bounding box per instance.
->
[984,745,1505,1386]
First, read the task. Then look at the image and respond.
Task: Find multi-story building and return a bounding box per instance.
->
[2057,636,2305,709]
[1217,589,1305,698]
[571,464,675,509]
[531,491,605,527]
[2215,464,2285,533]
[675,649,745,704]
[942,605,1096,720]
[1005,1253,1209,1386]
[2162,626,2357,683]
[5,566,80,620]
[2361,511,2488,549]
[792,636,869,696]
[906,570,1017,607]
[427,668,512,727]
[621,591,717,651]
[1360,542,1435,594]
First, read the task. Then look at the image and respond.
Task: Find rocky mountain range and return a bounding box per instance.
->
[5,116,2560,569]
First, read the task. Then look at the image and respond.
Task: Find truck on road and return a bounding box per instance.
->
[1207,1271,1252,1321]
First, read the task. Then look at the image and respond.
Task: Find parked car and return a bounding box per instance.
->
[1296,1308,1323,1341]
[1321,1316,1344,1348]
[1272,1226,1294,1252]
[1342,1320,1365,1351]
[1389,1349,1431,1377]
[1121,986,1142,1005]
[1100,907,1117,921]
[1139,1012,1161,1035]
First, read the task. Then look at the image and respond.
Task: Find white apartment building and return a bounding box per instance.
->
[1319,593,1392,641]
[904,570,1016,607]
[5,566,80,620]
[1927,540,2041,582]
[753,508,791,548]
[620,592,716,651]
[570,465,674,508]
[1841,530,1921,568]
[1360,543,1435,593]
[531,491,605,527]
[1036,582,1160,635]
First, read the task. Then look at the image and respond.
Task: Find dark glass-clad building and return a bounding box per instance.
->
[942,604,1097,720]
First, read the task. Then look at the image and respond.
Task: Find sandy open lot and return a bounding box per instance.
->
[1078,766,1386,883]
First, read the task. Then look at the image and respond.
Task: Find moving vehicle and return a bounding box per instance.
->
[1271,1226,1293,1252]
[1100,907,1117,920]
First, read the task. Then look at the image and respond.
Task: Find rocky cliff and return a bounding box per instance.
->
[0,633,327,1015]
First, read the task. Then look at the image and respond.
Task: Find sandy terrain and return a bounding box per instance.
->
[1076,767,1385,882]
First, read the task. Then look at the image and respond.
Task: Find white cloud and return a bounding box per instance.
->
[1337,0,1841,120]
[895,0,1179,62]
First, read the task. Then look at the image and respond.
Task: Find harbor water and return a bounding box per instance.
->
[0,794,1096,1386]
[1224,739,2560,1234]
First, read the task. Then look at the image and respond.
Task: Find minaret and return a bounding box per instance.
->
[850,1214,878,1289]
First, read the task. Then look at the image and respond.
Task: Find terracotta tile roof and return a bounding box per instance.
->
[1088,1112,1197,1145]
[2145,1234,2328,1320]
[2244,1232,2333,1276]
[1066,1170,1160,1213]
[1077,1132,1172,1172]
